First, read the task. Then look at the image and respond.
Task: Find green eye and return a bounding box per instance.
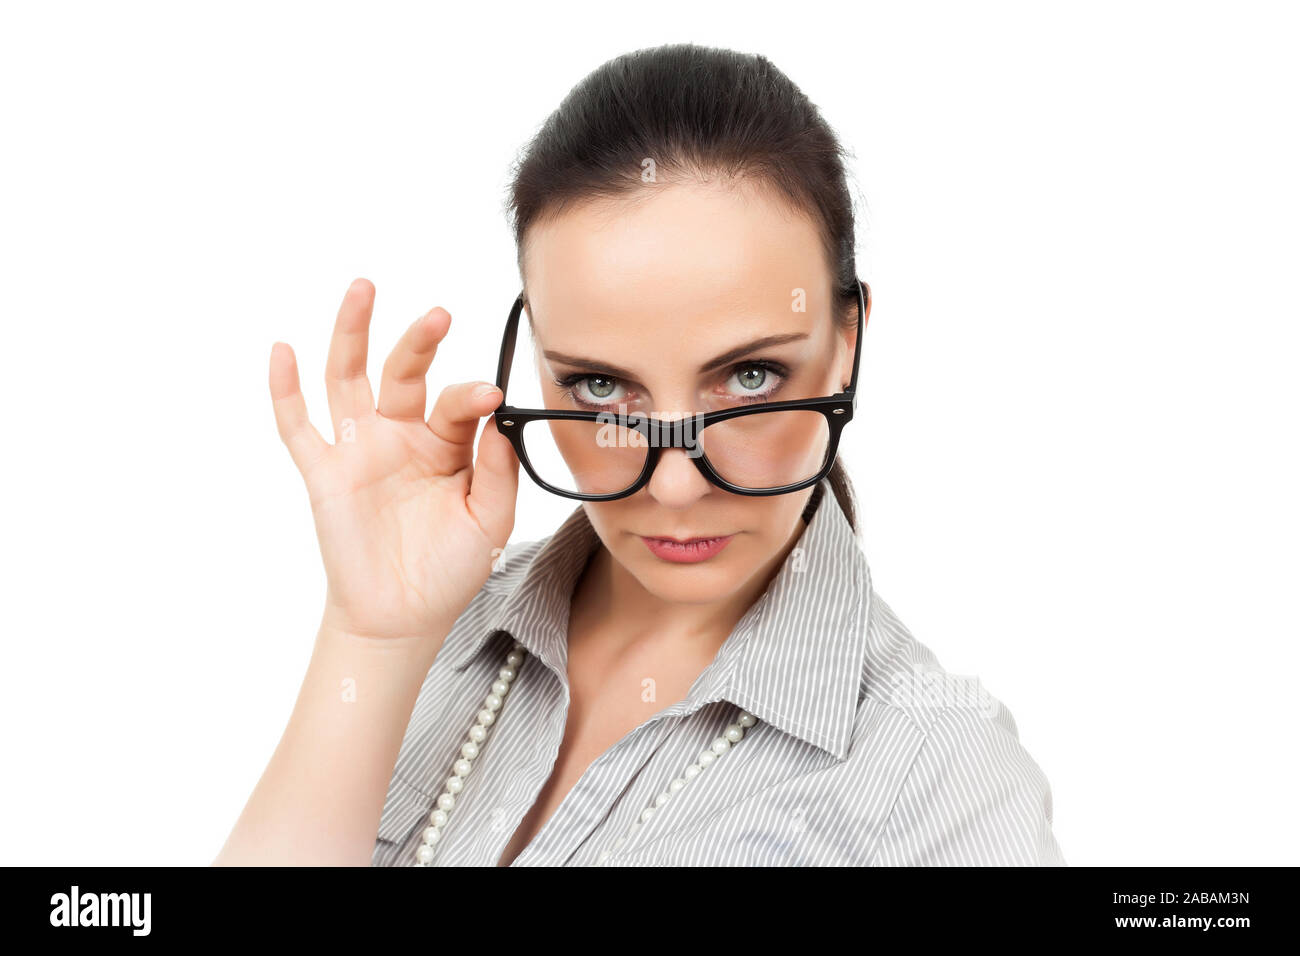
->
[722,360,788,403]
[588,376,616,398]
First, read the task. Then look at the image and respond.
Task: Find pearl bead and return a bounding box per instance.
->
[413,640,760,867]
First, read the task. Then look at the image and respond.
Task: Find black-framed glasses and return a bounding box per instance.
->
[492,279,868,501]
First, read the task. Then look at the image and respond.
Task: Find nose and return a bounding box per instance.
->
[644,446,713,508]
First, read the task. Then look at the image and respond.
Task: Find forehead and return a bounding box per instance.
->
[521,179,832,349]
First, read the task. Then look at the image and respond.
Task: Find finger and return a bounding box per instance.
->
[425,381,502,475]
[376,306,449,422]
[269,342,329,478]
[467,412,521,546]
[324,278,378,438]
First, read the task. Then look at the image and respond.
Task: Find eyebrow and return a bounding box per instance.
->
[542,332,810,380]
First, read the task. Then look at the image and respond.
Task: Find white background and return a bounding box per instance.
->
[1,0,1296,866]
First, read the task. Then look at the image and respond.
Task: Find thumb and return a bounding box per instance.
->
[466,409,520,546]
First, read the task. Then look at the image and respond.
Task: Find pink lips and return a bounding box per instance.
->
[639,534,735,563]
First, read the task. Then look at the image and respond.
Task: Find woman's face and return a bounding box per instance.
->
[519,178,859,607]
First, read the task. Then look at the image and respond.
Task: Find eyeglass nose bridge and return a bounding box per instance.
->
[616,411,710,456]
[549,409,744,497]
[627,421,727,495]
[628,410,842,499]
[604,413,714,497]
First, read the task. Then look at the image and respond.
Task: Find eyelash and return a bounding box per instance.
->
[553,360,790,410]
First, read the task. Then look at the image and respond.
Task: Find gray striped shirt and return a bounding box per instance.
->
[372,479,1065,866]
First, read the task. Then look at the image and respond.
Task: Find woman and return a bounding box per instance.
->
[215,43,1064,866]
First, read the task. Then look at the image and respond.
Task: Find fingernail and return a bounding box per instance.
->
[473,384,499,400]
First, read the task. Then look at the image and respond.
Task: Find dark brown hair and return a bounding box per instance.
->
[504,42,862,533]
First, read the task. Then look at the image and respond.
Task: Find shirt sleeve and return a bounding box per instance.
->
[870,701,1066,866]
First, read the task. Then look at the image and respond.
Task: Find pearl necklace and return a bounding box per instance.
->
[412,640,758,866]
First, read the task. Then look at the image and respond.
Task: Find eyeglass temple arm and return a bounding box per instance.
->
[494,292,526,404]
[844,278,868,407]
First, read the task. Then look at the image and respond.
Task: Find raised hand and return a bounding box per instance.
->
[268,278,519,648]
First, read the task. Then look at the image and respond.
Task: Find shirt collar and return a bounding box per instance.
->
[445,478,871,761]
